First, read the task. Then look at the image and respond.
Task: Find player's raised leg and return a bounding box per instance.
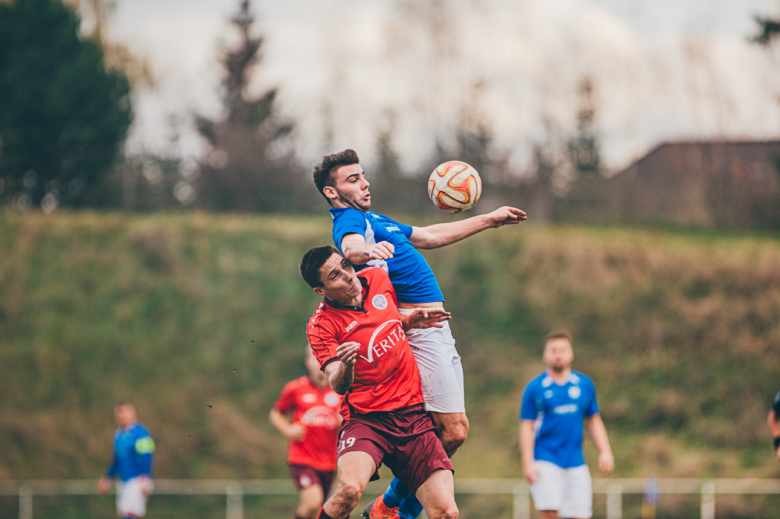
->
[320,451,376,519]
[429,412,469,456]
[415,469,458,519]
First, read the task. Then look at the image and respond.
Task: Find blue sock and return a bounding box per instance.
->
[382,477,411,508]
[398,493,423,519]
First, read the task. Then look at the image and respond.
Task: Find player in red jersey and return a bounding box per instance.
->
[270,348,344,519]
[299,245,459,519]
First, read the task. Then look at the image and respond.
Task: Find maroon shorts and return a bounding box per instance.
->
[337,404,453,494]
[288,464,336,493]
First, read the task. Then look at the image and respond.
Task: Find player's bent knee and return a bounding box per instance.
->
[453,421,469,444]
[442,422,468,454]
[335,482,362,508]
[430,504,459,519]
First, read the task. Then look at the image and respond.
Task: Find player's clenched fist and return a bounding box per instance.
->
[523,462,539,484]
[369,241,394,260]
[336,341,361,366]
[96,476,111,494]
[599,451,615,475]
[285,422,307,442]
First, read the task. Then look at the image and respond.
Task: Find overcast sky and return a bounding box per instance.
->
[102,0,780,170]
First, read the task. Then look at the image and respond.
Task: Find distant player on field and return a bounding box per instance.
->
[300,245,457,519]
[312,149,526,518]
[768,391,780,461]
[97,403,155,519]
[270,349,344,519]
[519,332,614,519]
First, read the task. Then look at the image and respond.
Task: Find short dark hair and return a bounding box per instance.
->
[300,245,341,288]
[312,149,360,204]
[544,330,573,347]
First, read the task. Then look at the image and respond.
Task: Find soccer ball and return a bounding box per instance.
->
[427,161,482,213]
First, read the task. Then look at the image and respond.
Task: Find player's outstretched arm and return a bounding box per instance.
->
[585,414,615,475]
[401,308,451,331]
[410,206,527,250]
[269,408,306,441]
[519,420,538,484]
[324,342,360,395]
[341,234,394,265]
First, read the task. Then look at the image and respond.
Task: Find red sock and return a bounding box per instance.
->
[317,508,335,519]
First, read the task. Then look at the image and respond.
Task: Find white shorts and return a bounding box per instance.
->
[530,461,592,519]
[116,477,153,517]
[400,309,465,414]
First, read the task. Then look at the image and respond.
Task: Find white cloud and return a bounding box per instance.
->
[110,0,780,173]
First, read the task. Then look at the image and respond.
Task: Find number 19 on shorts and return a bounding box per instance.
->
[338,437,355,452]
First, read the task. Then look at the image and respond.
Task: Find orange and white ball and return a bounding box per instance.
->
[427,161,482,213]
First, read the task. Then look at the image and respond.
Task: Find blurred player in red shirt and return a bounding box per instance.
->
[299,245,458,519]
[270,349,343,519]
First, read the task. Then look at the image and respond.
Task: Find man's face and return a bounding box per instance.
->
[114,405,136,428]
[325,164,371,211]
[543,338,574,373]
[313,253,363,303]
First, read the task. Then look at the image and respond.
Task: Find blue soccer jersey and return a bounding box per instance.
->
[519,371,600,469]
[105,422,155,482]
[330,207,444,304]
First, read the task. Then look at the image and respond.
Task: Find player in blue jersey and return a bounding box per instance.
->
[312,149,526,519]
[769,391,780,461]
[519,332,614,519]
[97,403,156,519]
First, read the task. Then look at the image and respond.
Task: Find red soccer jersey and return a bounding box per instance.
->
[274,376,343,471]
[307,267,425,417]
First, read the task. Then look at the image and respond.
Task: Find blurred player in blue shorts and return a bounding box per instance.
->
[768,391,780,461]
[311,149,526,519]
[519,332,614,519]
[97,403,155,519]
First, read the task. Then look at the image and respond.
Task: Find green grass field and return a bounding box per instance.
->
[2,211,779,518]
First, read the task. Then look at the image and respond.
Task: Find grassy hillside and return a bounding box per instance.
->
[2,211,780,517]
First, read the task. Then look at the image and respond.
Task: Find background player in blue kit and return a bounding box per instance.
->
[312,149,526,519]
[519,332,614,519]
[768,391,780,462]
[97,402,155,519]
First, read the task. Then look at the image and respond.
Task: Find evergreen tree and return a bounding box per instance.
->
[567,77,601,178]
[195,0,307,212]
[0,0,132,209]
[753,16,780,46]
[0,0,132,208]
[562,76,608,219]
[374,113,402,184]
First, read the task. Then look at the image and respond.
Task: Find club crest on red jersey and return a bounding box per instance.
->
[371,294,388,310]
